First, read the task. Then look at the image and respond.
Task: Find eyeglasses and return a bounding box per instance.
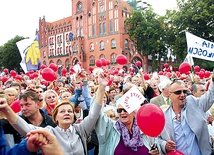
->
[171,90,188,95]
[117,108,127,113]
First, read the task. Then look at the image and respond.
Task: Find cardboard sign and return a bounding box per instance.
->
[116,86,146,113]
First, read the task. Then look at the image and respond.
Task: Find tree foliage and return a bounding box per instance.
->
[165,0,214,69]
[125,8,168,71]
[0,35,24,72]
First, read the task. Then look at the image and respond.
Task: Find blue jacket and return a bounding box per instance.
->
[0,126,34,155]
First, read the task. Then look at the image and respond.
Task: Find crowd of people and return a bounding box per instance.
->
[0,65,214,155]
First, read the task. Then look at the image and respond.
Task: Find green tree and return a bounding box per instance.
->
[0,35,25,72]
[165,0,214,69]
[125,8,168,71]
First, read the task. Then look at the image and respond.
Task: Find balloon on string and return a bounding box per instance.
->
[1,77,9,83]
[136,61,142,67]
[204,71,211,78]
[116,54,127,65]
[106,60,110,66]
[136,104,165,137]
[194,65,200,72]
[3,68,9,73]
[48,63,58,72]
[88,66,94,73]
[179,62,191,74]
[144,73,150,80]
[41,68,56,82]
[164,63,169,68]
[33,72,39,78]
[95,59,102,68]
[15,75,22,82]
[10,100,21,113]
[101,58,107,67]
[41,64,47,69]
[10,70,17,77]
[167,150,184,155]
[61,68,67,76]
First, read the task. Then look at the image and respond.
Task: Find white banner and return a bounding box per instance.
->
[116,86,146,114]
[186,32,214,61]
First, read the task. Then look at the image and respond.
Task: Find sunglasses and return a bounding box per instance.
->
[171,90,188,95]
[117,108,127,113]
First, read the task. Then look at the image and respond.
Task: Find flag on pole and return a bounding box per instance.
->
[16,34,41,73]
[183,54,194,66]
[185,32,214,61]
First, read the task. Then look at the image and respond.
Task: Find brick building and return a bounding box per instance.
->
[39,0,151,73]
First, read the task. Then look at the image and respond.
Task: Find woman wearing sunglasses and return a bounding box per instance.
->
[158,75,214,155]
[95,85,160,155]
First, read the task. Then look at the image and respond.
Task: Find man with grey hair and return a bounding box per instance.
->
[191,82,206,98]
[150,78,172,107]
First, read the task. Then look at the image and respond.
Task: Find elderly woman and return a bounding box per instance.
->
[42,89,59,116]
[4,87,18,105]
[0,72,108,155]
[95,86,161,155]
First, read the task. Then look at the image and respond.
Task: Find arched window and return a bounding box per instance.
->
[100,41,105,50]
[90,43,94,51]
[89,55,95,65]
[111,39,116,48]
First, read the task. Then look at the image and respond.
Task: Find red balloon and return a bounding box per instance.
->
[205,71,211,78]
[136,61,142,67]
[10,100,21,113]
[158,71,163,75]
[144,73,150,80]
[41,81,49,86]
[3,68,9,73]
[107,79,113,86]
[41,64,47,69]
[179,62,191,74]
[48,63,58,72]
[61,68,67,76]
[167,150,184,155]
[10,70,17,77]
[106,60,110,66]
[1,77,9,83]
[198,70,205,79]
[164,63,169,68]
[33,72,39,78]
[101,58,107,66]
[88,66,94,73]
[136,104,165,137]
[116,54,127,65]
[194,65,200,72]
[42,68,56,82]
[95,60,102,68]
[15,75,22,82]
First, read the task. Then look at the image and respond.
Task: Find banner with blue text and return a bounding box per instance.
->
[186,32,214,62]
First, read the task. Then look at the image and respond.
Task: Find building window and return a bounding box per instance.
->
[100,41,105,50]
[78,2,82,11]
[124,39,128,48]
[111,39,116,48]
[110,21,113,32]
[90,43,94,52]
[89,56,95,65]
[103,22,106,34]
[93,25,96,36]
[111,53,117,64]
[99,23,103,34]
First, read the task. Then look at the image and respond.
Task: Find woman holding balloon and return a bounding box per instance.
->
[94,85,162,155]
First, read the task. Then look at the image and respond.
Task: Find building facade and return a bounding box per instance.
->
[39,0,151,73]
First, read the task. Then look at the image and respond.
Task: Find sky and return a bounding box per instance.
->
[0,0,177,46]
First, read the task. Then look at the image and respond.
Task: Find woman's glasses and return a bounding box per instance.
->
[171,90,188,95]
[117,108,127,113]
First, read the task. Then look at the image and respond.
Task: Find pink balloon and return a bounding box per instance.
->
[95,60,102,68]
